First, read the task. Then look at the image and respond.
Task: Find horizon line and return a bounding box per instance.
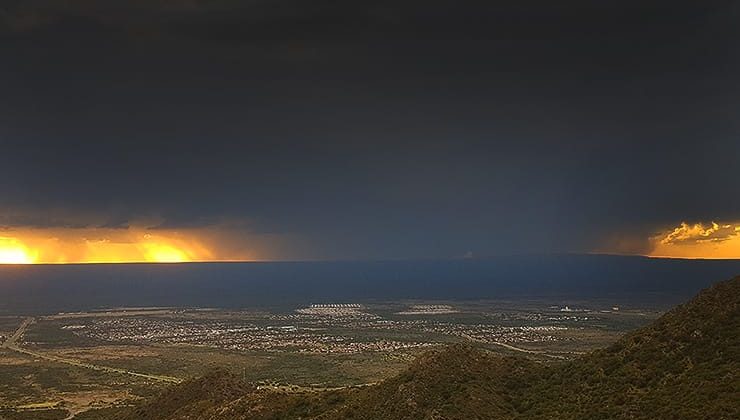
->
[1,253,739,266]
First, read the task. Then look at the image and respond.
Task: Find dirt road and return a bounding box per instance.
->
[3,317,182,384]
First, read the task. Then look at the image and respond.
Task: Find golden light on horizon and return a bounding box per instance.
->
[0,228,230,264]
[0,237,36,264]
[648,221,740,259]
[142,243,191,263]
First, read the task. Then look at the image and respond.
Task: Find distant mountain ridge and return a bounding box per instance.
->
[100,275,740,420]
[5,256,740,313]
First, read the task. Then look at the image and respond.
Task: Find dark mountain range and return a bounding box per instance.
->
[96,275,739,420]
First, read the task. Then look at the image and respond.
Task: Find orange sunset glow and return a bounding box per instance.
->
[0,229,224,264]
[648,221,740,259]
[0,237,37,264]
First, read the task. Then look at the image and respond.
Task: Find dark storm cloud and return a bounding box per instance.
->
[1,1,738,258]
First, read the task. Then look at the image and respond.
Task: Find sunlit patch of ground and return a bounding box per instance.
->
[58,390,138,418]
[0,353,32,365]
[48,345,162,362]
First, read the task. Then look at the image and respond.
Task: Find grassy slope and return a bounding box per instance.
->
[116,370,254,420]
[518,275,739,419]
[316,346,533,420]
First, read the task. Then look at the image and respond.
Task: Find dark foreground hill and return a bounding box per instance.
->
[100,276,739,420]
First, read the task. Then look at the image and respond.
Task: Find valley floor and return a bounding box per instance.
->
[0,298,659,419]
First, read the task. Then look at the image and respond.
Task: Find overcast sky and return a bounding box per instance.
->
[1,1,739,260]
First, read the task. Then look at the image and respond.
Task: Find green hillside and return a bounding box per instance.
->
[100,276,740,420]
[518,275,740,419]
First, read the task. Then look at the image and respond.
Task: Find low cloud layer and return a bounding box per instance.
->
[659,222,739,245]
[647,221,740,259]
